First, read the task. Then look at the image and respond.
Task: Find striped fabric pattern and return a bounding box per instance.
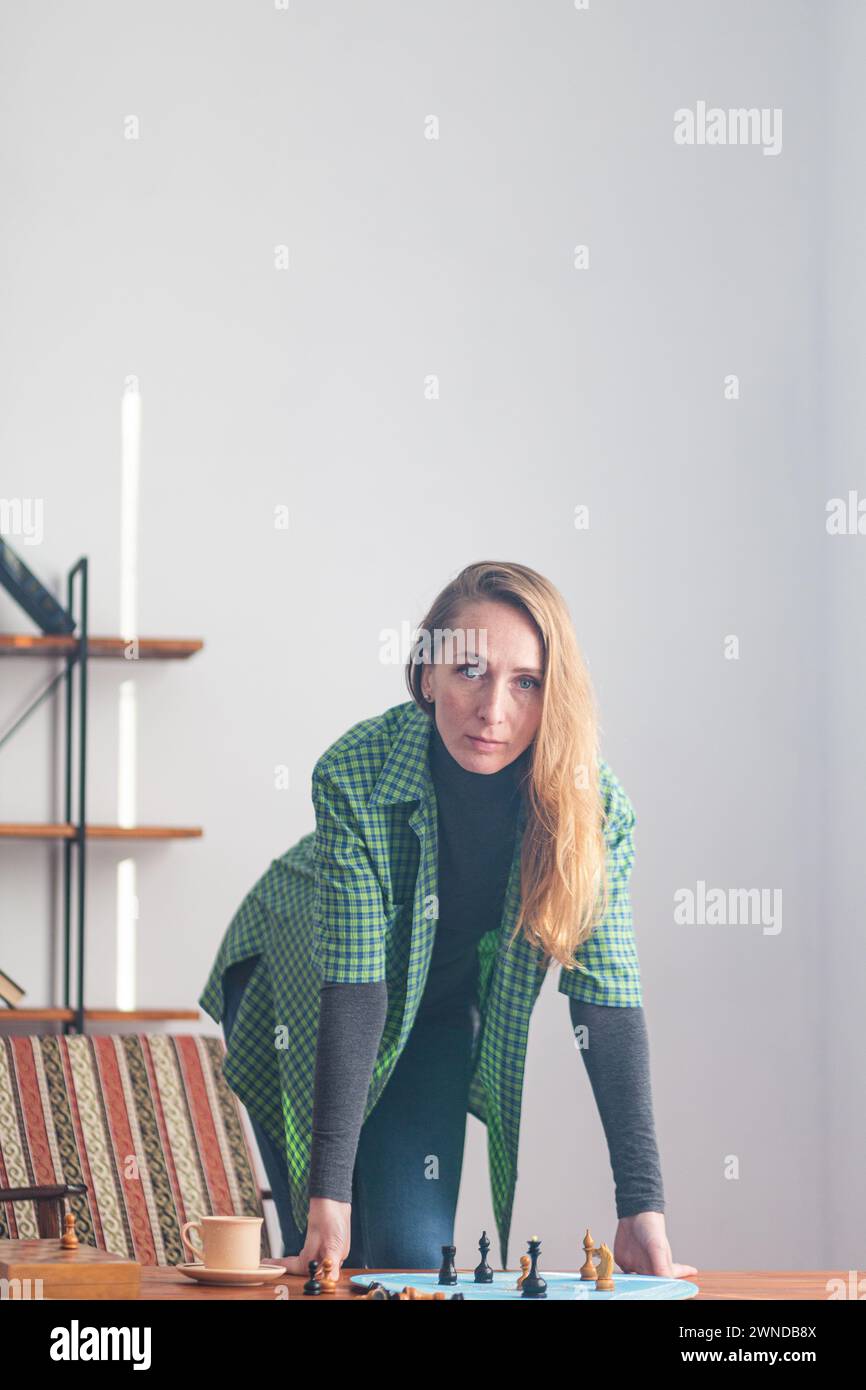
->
[198,698,641,1268]
[0,1035,266,1266]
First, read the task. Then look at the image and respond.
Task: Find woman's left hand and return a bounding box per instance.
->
[613,1211,697,1278]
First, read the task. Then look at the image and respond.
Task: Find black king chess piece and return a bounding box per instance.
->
[474,1231,494,1283]
[303,1259,322,1296]
[521,1236,548,1298]
[437,1243,458,1285]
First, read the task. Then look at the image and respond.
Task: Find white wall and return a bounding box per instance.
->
[822,0,866,1272]
[1,0,858,1271]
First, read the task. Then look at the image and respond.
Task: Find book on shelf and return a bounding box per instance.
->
[0,536,76,635]
[0,969,26,1007]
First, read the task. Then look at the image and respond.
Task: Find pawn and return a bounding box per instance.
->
[437,1243,457,1285]
[60,1212,79,1250]
[316,1256,337,1293]
[474,1231,494,1283]
[515,1253,531,1289]
[303,1258,322,1295]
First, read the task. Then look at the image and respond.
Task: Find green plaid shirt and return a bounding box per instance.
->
[198,699,641,1268]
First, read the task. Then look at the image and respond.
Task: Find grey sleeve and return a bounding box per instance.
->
[308,980,388,1202]
[568,998,666,1219]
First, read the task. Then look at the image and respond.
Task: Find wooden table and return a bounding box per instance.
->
[131,1266,844,1300]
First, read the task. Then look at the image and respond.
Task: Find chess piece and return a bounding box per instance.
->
[520,1236,548,1299]
[316,1256,337,1293]
[303,1258,322,1295]
[474,1231,494,1283]
[516,1254,531,1289]
[437,1243,457,1285]
[60,1212,79,1250]
[579,1227,599,1280]
[594,1243,615,1292]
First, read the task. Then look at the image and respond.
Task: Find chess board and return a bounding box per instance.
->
[350,1271,699,1300]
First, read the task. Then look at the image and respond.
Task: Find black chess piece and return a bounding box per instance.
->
[303,1258,322,1296]
[437,1243,458,1285]
[449,1291,466,1299]
[520,1237,548,1299]
[474,1231,494,1283]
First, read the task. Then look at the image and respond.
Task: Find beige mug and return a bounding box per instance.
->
[180,1215,263,1270]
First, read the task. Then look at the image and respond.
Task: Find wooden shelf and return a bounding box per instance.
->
[1,564,205,1035]
[0,635,203,659]
[0,1007,202,1024]
[0,824,203,840]
[0,1008,73,1022]
[84,1008,202,1022]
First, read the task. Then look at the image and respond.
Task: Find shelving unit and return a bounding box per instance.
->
[0,555,204,1034]
[0,635,202,659]
[0,825,202,840]
[4,1009,202,1024]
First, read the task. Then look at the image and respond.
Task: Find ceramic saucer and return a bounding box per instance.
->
[179,1262,285,1287]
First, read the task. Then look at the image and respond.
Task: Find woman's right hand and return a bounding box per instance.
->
[280,1196,352,1281]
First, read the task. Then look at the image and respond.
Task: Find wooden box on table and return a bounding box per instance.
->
[0,1238,141,1300]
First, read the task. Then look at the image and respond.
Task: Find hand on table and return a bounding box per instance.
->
[613,1211,697,1278]
[280,1196,351,1279]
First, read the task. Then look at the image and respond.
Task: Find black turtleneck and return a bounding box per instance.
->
[415,720,531,1023]
[306,719,665,1220]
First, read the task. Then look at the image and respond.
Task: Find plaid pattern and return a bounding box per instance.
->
[198,699,640,1268]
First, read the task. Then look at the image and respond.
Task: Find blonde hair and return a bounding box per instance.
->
[404,560,610,973]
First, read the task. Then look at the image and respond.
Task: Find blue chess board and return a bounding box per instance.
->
[350,1271,700,1300]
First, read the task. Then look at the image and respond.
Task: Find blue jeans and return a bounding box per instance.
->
[221,955,476,1269]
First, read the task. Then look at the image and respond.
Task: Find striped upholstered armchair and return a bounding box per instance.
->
[0,1033,272,1265]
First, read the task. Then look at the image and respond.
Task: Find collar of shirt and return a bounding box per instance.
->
[427,719,531,806]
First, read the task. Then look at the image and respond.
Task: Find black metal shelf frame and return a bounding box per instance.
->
[63,558,88,1035]
[0,557,89,1034]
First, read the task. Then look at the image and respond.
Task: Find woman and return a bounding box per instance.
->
[199,560,695,1281]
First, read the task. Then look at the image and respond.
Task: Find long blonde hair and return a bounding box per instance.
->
[404,560,610,973]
